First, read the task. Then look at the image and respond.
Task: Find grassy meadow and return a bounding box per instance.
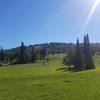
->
[0,54,100,100]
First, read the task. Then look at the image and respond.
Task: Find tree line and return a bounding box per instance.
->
[0,42,48,65]
[63,34,95,71]
[0,35,99,67]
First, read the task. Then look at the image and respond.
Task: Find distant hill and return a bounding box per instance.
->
[10,42,100,55]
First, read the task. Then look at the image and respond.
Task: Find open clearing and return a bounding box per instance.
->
[0,54,100,100]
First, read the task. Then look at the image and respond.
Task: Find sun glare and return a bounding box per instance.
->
[81,0,100,32]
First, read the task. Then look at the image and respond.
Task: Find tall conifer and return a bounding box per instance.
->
[83,34,95,69]
[74,38,82,70]
[19,42,26,64]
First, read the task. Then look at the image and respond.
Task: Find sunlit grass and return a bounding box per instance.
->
[0,54,99,100]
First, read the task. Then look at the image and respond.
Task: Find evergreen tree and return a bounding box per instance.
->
[30,47,36,63]
[40,47,47,63]
[73,38,83,70]
[0,49,5,64]
[35,49,40,60]
[83,34,95,69]
[19,42,27,64]
[63,46,74,69]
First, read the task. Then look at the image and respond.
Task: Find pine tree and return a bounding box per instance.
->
[30,47,36,63]
[19,42,27,64]
[83,34,95,69]
[40,47,47,63]
[73,38,83,71]
[63,46,74,70]
[0,49,5,64]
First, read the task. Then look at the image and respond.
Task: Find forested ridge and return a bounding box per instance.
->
[0,41,100,65]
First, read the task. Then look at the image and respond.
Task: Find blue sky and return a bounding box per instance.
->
[0,0,100,48]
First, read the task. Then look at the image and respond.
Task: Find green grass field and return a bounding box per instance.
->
[0,54,100,100]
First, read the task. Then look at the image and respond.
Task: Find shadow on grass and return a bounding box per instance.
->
[57,67,95,73]
[63,80,72,83]
[57,67,67,71]
[32,84,45,87]
[57,67,85,72]
[57,67,76,72]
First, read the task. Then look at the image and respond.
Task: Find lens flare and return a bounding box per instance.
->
[81,0,100,32]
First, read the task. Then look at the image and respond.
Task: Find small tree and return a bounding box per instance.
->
[30,47,36,63]
[63,47,74,70]
[0,49,5,64]
[40,47,47,63]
